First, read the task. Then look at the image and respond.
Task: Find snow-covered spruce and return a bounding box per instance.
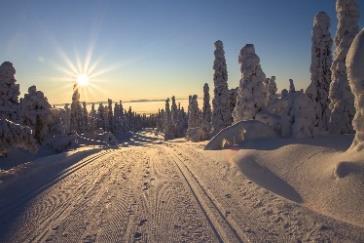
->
[70,84,84,133]
[201,83,212,138]
[107,99,113,132]
[186,95,204,141]
[163,98,175,140]
[289,79,296,94]
[0,61,20,121]
[329,0,360,134]
[20,85,52,144]
[233,44,267,122]
[202,83,212,124]
[266,76,278,106]
[211,40,232,134]
[306,11,333,132]
[346,29,364,151]
[97,103,106,131]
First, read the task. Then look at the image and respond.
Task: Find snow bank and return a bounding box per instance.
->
[205,120,277,150]
[234,135,364,226]
[346,29,364,151]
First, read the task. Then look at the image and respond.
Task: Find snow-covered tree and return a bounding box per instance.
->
[186,95,203,140]
[202,83,212,124]
[163,98,175,139]
[88,103,97,133]
[266,76,278,106]
[233,44,267,122]
[306,11,333,132]
[63,104,71,134]
[107,99,113,132]
[82,101,88,133]
[97,103,106,130]
[228,88,238,117]
[201,83,212,138]
[70,84,83,133]
[346,29,364,151]
[171,96,178,125]
[0,61,20,121]
[289,79,296,94]
[20,85,52,143]
[212,40,232,134]
[329,0,359,134]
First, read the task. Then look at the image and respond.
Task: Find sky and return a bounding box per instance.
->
[0,0,363,105]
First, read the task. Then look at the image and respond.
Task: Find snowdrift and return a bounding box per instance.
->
[205,120,277,150]
[234,135,364,226]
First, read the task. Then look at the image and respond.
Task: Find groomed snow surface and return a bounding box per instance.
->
[1,129,363,242]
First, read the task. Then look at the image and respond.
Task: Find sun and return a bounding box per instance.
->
[76,74,89,86]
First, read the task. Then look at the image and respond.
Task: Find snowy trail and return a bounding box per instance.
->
[1,131,364,242]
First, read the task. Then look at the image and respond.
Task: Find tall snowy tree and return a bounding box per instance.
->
[329,0,359,134]
[70,84,83,133]
[233,44,267,122]
[0,61,20,121]
[346,29,364,151]
[202,83,212,124]
[171,96,178,125]
[306,11,333,132]
[20,85,52,144]
[212,40,232,134]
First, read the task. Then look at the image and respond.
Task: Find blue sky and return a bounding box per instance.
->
[0,0,363,104]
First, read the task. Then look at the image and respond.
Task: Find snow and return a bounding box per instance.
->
[346,28,364,151]
[328,0,359,134]
[1,130,363,242]
[205,120,277,150]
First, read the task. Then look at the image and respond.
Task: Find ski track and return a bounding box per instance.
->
[1,131,364,243]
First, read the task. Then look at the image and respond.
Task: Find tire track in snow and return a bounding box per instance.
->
[165,146,250,243]
[0,150,115,242]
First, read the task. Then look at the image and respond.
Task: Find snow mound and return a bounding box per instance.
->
[234,135,364,226]
[205,120,277,150]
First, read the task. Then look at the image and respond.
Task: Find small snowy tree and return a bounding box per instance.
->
[212,40,232,134]
[63,104,71,134]
[107,99,113,132]
[266,76,278,106]
[70,84,83,133]
[20,85,52,144]
[233,44,267,122]
[289,79,296,93]
[306,11,333,132]
[346,29,364,151]
[163,98,175,139]
[82,102,88,133]
[186,95,204,141]
[329,0,359,134]
[88,103,97,133]
[0,61,20,121]
[97,103,106,131]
